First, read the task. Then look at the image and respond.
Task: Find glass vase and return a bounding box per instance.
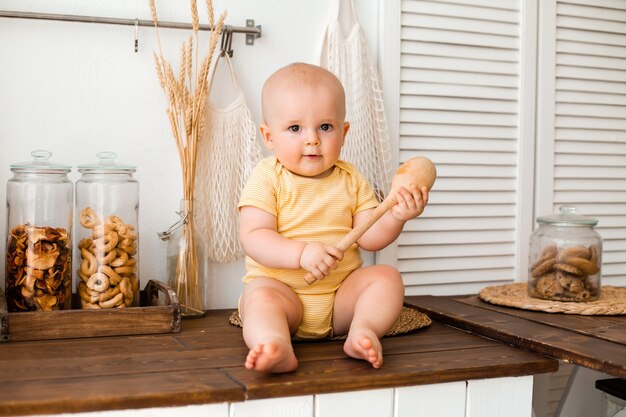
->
[163,199,206,318]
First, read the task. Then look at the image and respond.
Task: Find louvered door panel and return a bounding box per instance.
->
[398,0,525,295]
[549,0,626,286]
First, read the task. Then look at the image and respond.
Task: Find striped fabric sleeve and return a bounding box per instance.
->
[237,158,278,217]
[347,163,379,215]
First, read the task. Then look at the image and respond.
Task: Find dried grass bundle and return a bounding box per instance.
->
[149,0,226,316]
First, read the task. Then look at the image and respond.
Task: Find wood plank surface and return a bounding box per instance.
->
[0,334,185,361]
[457,295,626,345]
[0,306,557,416]
[0,345,249,382]
[405,295,626,378]
[0,368,244,416]
[229,344,556,400]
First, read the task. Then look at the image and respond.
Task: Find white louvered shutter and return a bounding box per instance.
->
[394,0,536,295]
[537,0,626,287]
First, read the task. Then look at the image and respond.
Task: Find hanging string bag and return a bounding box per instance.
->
[320,0,393,201]
[194,44,263,262]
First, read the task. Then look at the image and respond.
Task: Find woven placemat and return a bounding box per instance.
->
[229,306,431,340]
[479,283,626,315]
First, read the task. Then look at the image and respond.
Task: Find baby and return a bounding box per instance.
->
[237,62,429,373]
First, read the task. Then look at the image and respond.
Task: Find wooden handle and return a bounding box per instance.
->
[145,280,181,332]
[302,156,436,285]
[336,197,397,252]
[303,196,397,285]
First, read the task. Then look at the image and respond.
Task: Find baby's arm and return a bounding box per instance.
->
[240,206,342,278]
[356,185,429,252]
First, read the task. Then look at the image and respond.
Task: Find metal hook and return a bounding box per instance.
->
[226,29,234,57]
[220,26,233,57]
[219,26,227,56]
[157,208,189,241]
[134,18,139,52]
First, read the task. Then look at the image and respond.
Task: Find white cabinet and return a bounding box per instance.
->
[37,376,533,417]
[395,381,466,417]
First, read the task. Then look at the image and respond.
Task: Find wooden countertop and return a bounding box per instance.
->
[0,305,557,416]
[405,294,626,378]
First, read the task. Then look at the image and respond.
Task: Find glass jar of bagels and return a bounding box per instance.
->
[75,152,139,309]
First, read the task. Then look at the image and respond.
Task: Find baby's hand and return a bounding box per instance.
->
[390,185,429,222]
[300,242,343,282]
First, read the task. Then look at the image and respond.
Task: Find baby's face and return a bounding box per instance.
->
[260,79,348,179]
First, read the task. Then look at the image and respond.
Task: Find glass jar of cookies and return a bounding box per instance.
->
[528,206,602,302]
[5,150,73,312]
[75,152,139,309]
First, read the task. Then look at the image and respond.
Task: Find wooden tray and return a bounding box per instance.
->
[0,279,181,342]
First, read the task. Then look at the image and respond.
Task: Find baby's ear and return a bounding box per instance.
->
[259,124,274,149]
[342,121,350,143]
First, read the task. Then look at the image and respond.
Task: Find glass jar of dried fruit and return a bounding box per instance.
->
[528,206,603,302]
[5,150,73,311]
[75,152,139,309]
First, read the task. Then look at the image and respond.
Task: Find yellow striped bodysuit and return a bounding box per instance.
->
[238,156,378,339]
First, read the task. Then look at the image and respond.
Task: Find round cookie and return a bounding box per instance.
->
[554,262,584,277]
[531,258,556,278]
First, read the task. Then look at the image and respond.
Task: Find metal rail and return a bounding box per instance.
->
[0,10,262,49]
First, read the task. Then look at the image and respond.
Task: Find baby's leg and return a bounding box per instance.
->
[333,265,404,368]
[240,277,302,373]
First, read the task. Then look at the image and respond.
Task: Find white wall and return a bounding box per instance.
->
[0,0,380,308]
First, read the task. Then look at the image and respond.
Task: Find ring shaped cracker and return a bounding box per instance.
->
[80,248,98,276]
[98,264,123,286]
[87,272,110,292]
[110,249,129,267]
[93,231,119,254]
[100,292,124,308]
[98,285,120,303]
[119,277,134,299]
[80,207,101,229]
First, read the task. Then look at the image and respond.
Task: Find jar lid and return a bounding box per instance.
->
[537,206,598,226]
[10,150,71,173]
[77,151,136,173]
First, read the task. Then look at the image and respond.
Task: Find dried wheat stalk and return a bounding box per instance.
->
[149,0,226,315]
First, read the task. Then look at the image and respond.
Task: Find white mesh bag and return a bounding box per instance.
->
[320,0,392,201]
[195,54,263,262]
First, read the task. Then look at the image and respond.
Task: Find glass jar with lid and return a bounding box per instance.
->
[75,152,139,309]
[5,150,73,311]
[528,206,602,302]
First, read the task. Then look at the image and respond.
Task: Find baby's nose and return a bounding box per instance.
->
[305,131,320,145]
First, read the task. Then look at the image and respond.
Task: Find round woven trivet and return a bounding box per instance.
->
[479,283,626,315]
[229,306,431,339]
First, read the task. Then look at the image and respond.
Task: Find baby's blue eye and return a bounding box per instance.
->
[288,125,300,133]
[320,124,332,132]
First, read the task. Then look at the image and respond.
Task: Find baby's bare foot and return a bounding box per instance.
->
[245,341,298,373]
[343,329,383,368]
